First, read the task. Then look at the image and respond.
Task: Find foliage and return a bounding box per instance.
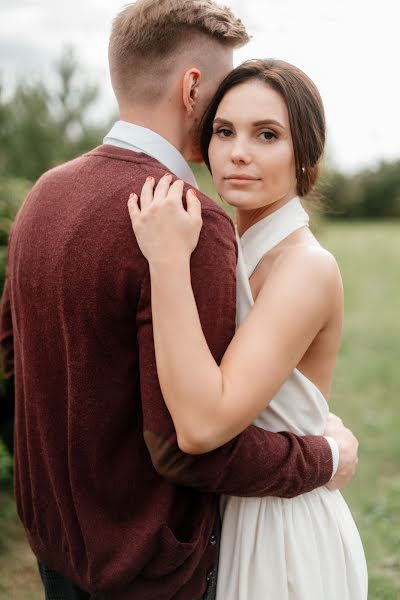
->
[0,176,31,239]
[0,47,110,182]
[0,439,13,485]
[319,160,400,219]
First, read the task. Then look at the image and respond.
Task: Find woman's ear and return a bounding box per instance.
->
[182,68,201,115]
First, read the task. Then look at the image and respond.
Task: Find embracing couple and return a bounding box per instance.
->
[0,0,368,598]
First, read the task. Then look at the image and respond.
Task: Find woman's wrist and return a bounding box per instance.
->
[149,255,191,276]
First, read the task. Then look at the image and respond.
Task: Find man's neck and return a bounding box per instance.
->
[119,107,187,158]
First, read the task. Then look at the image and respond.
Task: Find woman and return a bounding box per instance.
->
[127,59,368,599]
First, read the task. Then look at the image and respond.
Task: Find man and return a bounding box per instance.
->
[0,1,358,599]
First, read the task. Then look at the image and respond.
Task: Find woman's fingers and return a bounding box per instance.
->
[166,179,185,204]
[128,192,139,214]
[127,193,140,225]
[134,175,198,220]
[186,188,202,220]
[140,176,155,210]
[153,173,173,203]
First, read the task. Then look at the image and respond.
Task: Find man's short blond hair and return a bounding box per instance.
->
[109,0,249,103]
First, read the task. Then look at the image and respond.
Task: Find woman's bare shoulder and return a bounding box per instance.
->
[276,239,339,275]
[256,241,343,314]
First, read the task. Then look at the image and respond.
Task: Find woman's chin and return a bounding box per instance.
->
[220,192,262,211]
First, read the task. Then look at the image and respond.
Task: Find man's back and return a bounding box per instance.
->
[6,145,236,598]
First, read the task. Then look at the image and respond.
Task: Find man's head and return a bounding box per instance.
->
[108,0,249,161]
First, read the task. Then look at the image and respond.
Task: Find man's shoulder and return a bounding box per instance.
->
[188,186,233,227]
[91,146,234,223]
[31,146,234,233]
[31,150,95,190]
[28,145,145,197]
[33,144,141,184]
[195,191,235,245]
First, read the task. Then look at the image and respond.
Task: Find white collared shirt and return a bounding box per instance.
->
[103,120,199,189]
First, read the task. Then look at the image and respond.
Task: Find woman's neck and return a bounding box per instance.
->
[235,195,297,237]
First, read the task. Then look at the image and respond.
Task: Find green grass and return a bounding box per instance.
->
[0,482,43,599]
[1,219,400,598]
[319,221,400,598]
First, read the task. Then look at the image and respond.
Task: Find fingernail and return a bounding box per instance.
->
[164,172,171,177]
[190,189,197,196]
[129,193,136,199]
[146,176,153,182]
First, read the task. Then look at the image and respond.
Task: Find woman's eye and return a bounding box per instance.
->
[215,128,232,138]
[260,131,276,141]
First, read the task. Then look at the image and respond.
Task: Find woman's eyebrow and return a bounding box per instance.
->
[212,117,286,129]
[212,118,233,126]
[253,119,286,129]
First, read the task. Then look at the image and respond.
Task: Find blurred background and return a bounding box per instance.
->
[0,1,399,598]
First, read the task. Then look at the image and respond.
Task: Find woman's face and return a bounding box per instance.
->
[208,79,298,212]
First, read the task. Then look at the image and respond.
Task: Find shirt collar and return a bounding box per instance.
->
[103,120,198,189]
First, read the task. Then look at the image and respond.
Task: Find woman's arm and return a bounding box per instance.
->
[128,175,340,454]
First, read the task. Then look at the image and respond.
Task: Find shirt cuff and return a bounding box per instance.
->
[324,436,340,479]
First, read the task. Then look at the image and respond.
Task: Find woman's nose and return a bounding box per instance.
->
[230,138,251,164]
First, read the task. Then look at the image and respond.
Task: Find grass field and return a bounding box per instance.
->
[319,220,400,599]
[1,219,399,599]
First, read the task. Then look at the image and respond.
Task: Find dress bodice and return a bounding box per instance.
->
[235,197,329,435]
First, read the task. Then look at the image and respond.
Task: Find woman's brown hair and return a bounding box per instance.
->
[200,58,326,197]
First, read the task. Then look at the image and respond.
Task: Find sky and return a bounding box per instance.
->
[0,0,399,173]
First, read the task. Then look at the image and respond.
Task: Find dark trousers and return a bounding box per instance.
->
[38,562,94,599]
[38,516,221,600]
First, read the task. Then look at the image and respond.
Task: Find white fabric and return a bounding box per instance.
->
[325,434,340,476]
[216,197,368,600]
[104,120,199,189]
[239,197,309,279]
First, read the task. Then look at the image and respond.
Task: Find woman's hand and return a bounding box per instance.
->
[127,173,202,265]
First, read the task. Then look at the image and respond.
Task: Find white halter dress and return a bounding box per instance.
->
[215,197,368,600]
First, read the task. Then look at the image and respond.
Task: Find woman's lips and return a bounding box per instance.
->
[225,174,259,180]
[224,175,260,185]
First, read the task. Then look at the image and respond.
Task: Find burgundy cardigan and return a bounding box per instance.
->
[0,145,333,599]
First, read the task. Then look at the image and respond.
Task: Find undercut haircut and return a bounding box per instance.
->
[109,0,249,103]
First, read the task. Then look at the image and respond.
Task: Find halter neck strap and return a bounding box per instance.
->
[237,197,309,279]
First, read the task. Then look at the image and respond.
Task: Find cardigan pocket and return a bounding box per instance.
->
[142,523,200,578]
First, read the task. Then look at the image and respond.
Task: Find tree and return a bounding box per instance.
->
[0,46,111,182]
[318,161,400,219]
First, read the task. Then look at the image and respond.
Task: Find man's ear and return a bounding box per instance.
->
[182,68,201,116]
